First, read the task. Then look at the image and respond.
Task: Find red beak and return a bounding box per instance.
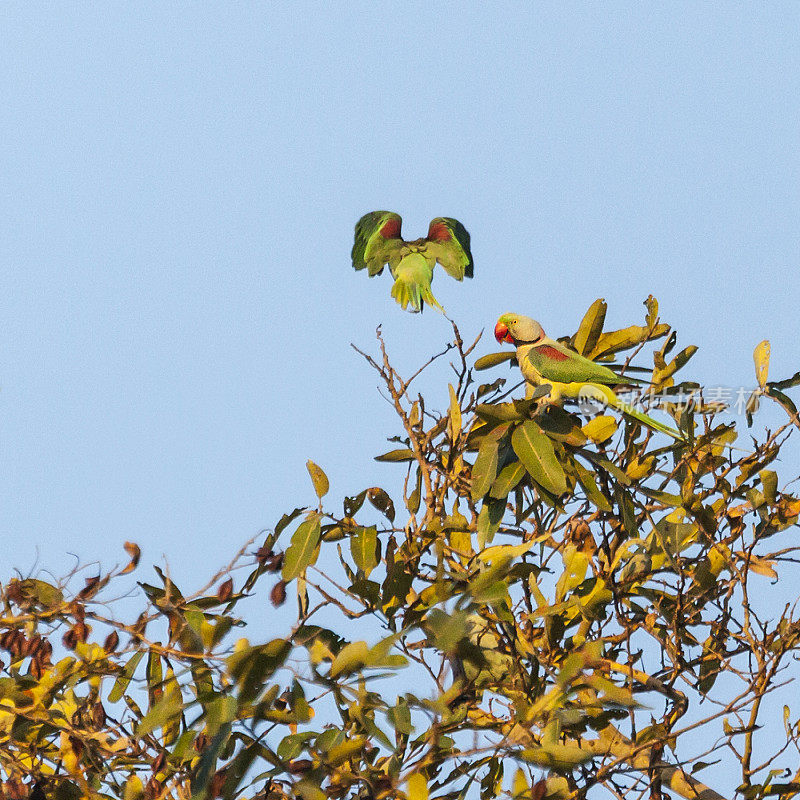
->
[494,321,512,345]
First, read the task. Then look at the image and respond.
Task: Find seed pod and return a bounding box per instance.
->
[217,578,233,603]
[270,581,287,607]
[62,628,78,651]
[92,702,106,728]
[74,621,89,643]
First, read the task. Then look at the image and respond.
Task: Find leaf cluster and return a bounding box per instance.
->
[1,299,800,800]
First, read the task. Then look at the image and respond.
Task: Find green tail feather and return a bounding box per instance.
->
[390,252,442,313]
[390,275,443,313]
[617,402,684,441]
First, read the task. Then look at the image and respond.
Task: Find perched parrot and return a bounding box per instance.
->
[351,211,473,312]
[494,313,683,440]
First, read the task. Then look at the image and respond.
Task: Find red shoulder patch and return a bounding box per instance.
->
[538,344,570,361]
[380,218,401,238]
[427,221,451,242]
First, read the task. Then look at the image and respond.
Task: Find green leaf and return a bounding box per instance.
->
[638,486,682,506]
[108,651,146,703]
[305,460,329,499]
[573,298,607,356]
[653,345,699,387]
[470,439,499,502]
[476,402,524,423]
[490,461,526,499]
[760,470,778,504]
[228,639,291,703]
[205,693,238,732]
[477,376,507,399]
[511,421,567,496]
[691,760,720,774]
[274,507,304,539]
[326,738,366,766]
[766,386,797,417]
[474,351,516,370]
[572,459,612,512]
[555,546,590,602]
[580,450,631,486]
[768,369,800,391]
[615,486,638,537]
[407,468,422,514]
[522,743,593,769]
[388,700,413,735]
[381,558,413,614]
[136,683,184,736]
[350,526,379,577]
[536,406,588,445]
[477,498,505,547]
[146,648,163,709]
[282,515,322,581]
[374,448,416,462]
[190,724,232,800]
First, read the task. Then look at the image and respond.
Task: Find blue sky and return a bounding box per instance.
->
[1,3,799,586]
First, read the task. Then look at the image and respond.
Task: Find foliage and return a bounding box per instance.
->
[2,298,800,800]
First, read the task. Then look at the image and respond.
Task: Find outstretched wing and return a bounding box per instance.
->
[426,217,473,280]
[525,341,623,385]
[352,211,404,276]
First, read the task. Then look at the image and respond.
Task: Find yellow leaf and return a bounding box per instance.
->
[727,502,752,518]
[124,775,145,800]
[407,772,429,800]
[522,743,593,768]
[327,737,365,766]
[306,460,329,499]
[745,555,778,580]
[309,639,332,665]
[477,535,547,564]
[329,640,370,678]
[545,776,571,799]
[512,768,529,798]
[753,340,770,388]
[626,455,654,480]
[582,415,618,443]
[447,384,462,441]
[573,298,607,355]
[60,731,81,775]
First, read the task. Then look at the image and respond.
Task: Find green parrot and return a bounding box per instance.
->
[351,211,473,312]
[494,313,684,440]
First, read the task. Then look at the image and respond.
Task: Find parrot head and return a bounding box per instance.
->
[494,313,545,346]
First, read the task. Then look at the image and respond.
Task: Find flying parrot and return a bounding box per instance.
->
[351,211,473,312]
[494,313,684,440]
